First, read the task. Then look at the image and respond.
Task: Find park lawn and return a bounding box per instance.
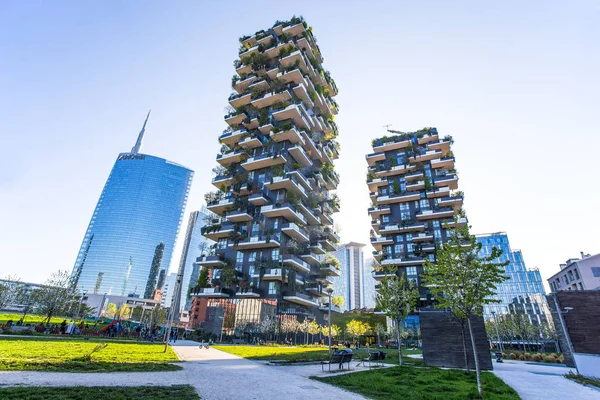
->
[566,373,600,389]
[213,345,423,366]
[0,385,198,400]
[0,338,181,372]
[0,313,67,325]
[313,366,520,400]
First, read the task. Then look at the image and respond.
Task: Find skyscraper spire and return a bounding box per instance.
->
[131,110,151,154]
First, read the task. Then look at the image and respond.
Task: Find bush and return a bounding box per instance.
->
[524,353,532,361]
[532,354,542,362]
[550,353,558,359]
[543,356,554,363]
[558,356,565,364]
[518,354,525,361]
[509,353,517,360]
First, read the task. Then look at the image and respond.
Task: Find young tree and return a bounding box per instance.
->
[375,268,419,365]
[307,320,320,344]
[280,317,299,343]
[144,242,165,299]
[332,295,344,309]
[345,320,371,343]
[422,224,508,397]
[259,316,277,340]
[0,275,25,310]
[118,304,131,320]
[299,319,310,344]
[103,303,117,319]
[321,324,341,340]
[31,270,78,324]
[196,267,210,289]
[374,323,386,346]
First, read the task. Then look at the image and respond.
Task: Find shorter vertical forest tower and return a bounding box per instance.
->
[197,17,341,327]
[367,128,465,304]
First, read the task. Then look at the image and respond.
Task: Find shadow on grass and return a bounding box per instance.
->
[0,385,198,400]
[0,359,182,372]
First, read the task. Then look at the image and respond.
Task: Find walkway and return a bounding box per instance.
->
[492,360,600,400]
[0,340,367,400]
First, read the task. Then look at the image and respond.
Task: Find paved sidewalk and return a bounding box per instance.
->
[492,360,600,400]
[0,340,367,400]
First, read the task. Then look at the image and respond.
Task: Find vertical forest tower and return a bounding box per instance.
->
[196,17,341,327]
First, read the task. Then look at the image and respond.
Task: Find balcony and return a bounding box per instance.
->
[206,197,235,215]
[225,209,253,223]
[283,291,319,307]
[408,181,427,192]
[262,268,286,281]
[367,178,388,192]
[265,174,308,199]
[248,193,269,206]
[416,208,455,220]
[376,192,420,205]
[293,83,314,109]
[319,210,334,226]
[270,126,305,145]
[373,269,397,281]
[211,174,234,189]
[228,92,252,109]
[412,233,434,242]
[236,288,261,298]
[296,202,320,225]
[201,224,235,241]
[426,187,450,199]
[434,175,458,190]
[405,172,424,182]
[238,44,260,60]
[235,235,281,249]
[323,227,340,243]
[379,222,426,234]
[431,157,455,170]
[302,132,322,161]
[196,256,227,268]
[288,145,313,167]
[373,139,412,153]
[251,89,293,109]
[428,140,451,153]
[272,104,311,130]
[418,133,438,144]
[191,287,230,298]
[309,243,326,255]
[300,252,320,265]
[216,150,246,166]
[371,236,394,250]
[320,239,337,252]
[219,128,246,147]
[367,205,391,217]
[445,217,468,228]
[410,149,442,163]
[282,254,311,273]
[282,21,305,36]
[238,136,263,149]
[282,222,310,243]
[375,164,416,178]
[224,112,246,127]
[261,203,306,224]
[306,284,327,297]
[366,151,385,167]
[233,75,258,93]
[324,174,339,190]
[241,152,286,171]
[320,264,341,277]
[438,196,463,209]
[278,68,304,85]
[279,50,309,74]
[381,257,425,266]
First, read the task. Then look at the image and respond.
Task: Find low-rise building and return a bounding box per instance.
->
[548,252,600,292]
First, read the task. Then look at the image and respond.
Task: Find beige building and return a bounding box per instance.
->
[548,252,600,292]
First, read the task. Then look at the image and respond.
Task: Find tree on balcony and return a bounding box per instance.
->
[375,268,419,365]
[332,296,344,308]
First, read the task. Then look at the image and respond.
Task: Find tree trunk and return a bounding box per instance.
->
[461,322,470,373]
[467,317,482,397]
[397,319,403,366]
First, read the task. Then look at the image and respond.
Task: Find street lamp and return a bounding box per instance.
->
[76,289,87,322]
[491,311,503,354]
[327,287,333,355]
[218,315,225,342]
[552,296,578,374]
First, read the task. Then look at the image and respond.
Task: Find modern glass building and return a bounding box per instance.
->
[476,232,549,325]
[330,242,376,311]
[71,114,193,297]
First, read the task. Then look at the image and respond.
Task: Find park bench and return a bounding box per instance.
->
[364,351,386,368]
[321,352,353,372]
[232,339,246,344]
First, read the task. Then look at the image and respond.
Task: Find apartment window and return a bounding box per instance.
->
[382,215,390,223]
[394,244,403,257]
[574,269,580,279]
[592,267,600,278]
[401,211,411,220]
[400,204,410,211]
[248,252,257,262]
[276,190,285,202]
[381,187,388,195]
[268,282,280,295]
[432,220,440,228]
[236,251,244,265]
[217,238,227,250]
[406,267,417,276]
[396,234,403,242]
[434,229,442,240]
[249,265,255,277]
[273,219,279,230]
[272,248,280,260]
[258,173,265,189]
[578,283,584,290]
[419,199,430,210]
[406,233,412,241]
[407,243,414,254]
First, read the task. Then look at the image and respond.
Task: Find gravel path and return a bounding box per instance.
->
[492,360,600,400]
[0,340,367,400]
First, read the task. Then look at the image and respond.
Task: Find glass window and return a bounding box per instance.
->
[248,252,257,262]
[257,173,265,189]
[268,281,280,295]
[382,215,390,223]
[432,220,440,228]
[394,244,403,257]
[419,199,429,210]
[405,233,412,241]
[401,211,410,220]
[218,238,227,249]
[400,204,410,211]
[273,218,279,229]
[272,248,280,260]
[236,251,243,265]
[591,267,600,278]
[574,269,580,279]
[406,267,417,276]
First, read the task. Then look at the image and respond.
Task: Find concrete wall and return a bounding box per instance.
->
[421,310,493,370]
[548,291,600,376]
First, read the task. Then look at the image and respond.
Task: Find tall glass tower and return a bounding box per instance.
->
[71,113,193,298]
[476,232,549,325]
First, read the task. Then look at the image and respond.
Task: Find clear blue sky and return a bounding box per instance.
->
[1,1,598,289]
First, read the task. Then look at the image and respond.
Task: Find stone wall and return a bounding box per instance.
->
[421,310,493,370]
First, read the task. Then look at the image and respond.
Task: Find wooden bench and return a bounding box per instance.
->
[231,339,246,344]
[321,352,353,372]
[364,351,386,368]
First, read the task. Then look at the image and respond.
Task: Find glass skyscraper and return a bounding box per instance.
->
[71,113,193,297]
[330,242,376,311]
[476,232,549,325]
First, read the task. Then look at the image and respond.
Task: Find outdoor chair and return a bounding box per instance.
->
[321,352,353,372]
[364,351,386,368]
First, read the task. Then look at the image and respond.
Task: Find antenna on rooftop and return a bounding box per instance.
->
[131,110,151,154]
[383,124,392,132]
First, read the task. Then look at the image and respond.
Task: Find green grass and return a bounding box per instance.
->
[566,372,600,389]
[213,345,423,366]
[0,385,198,400]
[313,366,520,400]
[0,338,181,372]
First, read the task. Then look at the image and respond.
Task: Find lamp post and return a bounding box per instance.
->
[491,311,503,353]
[76,289,87,322]
[219,315,225,342]
[552,295,578,374]
[327,287,333,355]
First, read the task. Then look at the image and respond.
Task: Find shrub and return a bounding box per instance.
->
[524,353,532,361]
[532,354,542,362]
[558,356,565,364]
[543,356,554,363]
[518,354,525,361]
[509,353,517,360]
[550,353,558,359]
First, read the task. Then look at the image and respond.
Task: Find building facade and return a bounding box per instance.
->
[195,16,341,330]
[330,242,376,311]
[367,127,465,303]
[171,207,213,318]
[548,252,600,292]
[71,115,193,297]
[362,257,377,309]
[476,232,549,325]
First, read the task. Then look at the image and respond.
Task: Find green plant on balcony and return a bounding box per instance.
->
[308,89,316,102]
[280,121,292,131]
[220,264,236,287]
[424,177,432,191]
[444,150,454,158]
[284,237,301,256]
[272,126,281,134]
[287,269,297,292]
[392,180,401,195]
[389,157,397,168]
[453,190,464,198]
[320,162,334,180]
[270,164,285,177]
[323,254,340,270]
[231,75,240,88]
[286,190,300,207]
[279,44,295,58]
[366,170,375,182]
[204,191,225,204]
[443,135,454,144]
[292,162,302,170]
